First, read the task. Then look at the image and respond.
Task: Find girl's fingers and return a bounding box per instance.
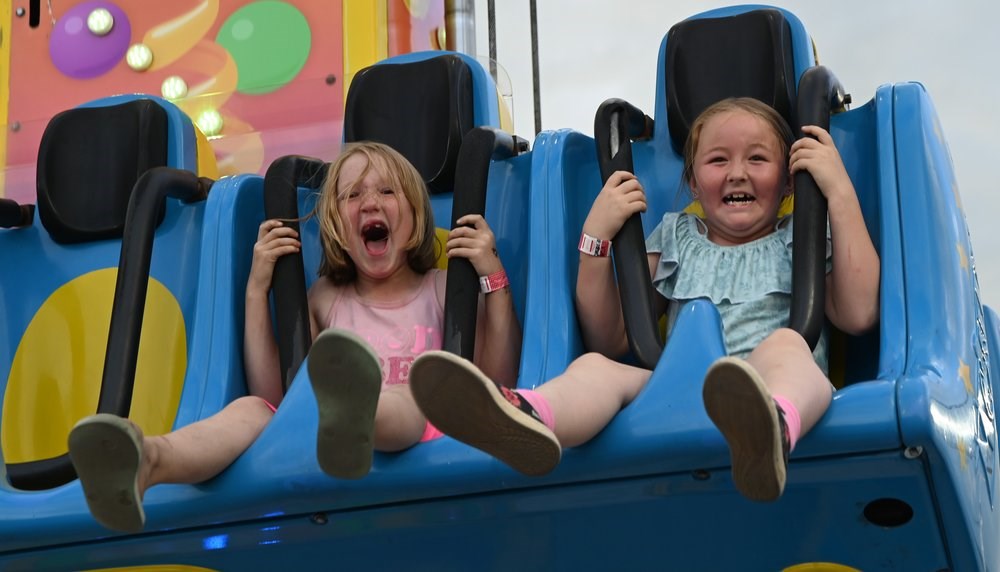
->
[258,219,291,234]
[611,170,636,184]
[446,238,488,253]
[448,228,495,247]
[800,124,833,143]
[258,236,301,249]
[455,214,485,228]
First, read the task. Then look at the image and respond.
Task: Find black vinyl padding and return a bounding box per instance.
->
[665,9,797,154]
[344,55,474,195]
[36,100,169,244]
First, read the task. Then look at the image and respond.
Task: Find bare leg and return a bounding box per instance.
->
[68,395,273,532]
[373,384,427,452]
[746,328,832,435]
[410,351,651,476]
[534,353,652,447]
[142,395,273,489]
[702,328,832,502]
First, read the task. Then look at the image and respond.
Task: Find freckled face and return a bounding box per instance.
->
[689,110,789,246]
[336,153,416,280]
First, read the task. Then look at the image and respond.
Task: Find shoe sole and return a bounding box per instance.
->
[307,329,382,479]
[67,414,146,532]
[702,357,785,502]
[410,351,561,477]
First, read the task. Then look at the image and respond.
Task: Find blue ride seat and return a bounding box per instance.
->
[2,6,996,571]
[0,95,211,492]
[519,5,997,570]
[0,51,533,551]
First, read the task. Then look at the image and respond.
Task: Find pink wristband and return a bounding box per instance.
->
[578,232,611,257]
[479,269,510,294]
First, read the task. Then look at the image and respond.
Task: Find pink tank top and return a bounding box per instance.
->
[325,269,444,387]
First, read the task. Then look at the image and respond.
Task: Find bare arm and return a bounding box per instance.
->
[790,126,880,334]
[244,220,302,406]
[575,170,651,356]
[447,214,522,388]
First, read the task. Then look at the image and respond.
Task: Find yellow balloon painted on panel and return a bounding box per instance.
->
[1,269,186,463]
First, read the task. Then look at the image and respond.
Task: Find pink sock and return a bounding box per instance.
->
[517,389,556,432]
[772,395,801,452]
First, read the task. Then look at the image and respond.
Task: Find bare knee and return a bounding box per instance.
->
[566,352,618,375]
[226,396,275,425]
[756,328,810,355]
[233,395,275,412]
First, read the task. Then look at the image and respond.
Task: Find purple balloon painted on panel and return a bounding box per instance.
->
[49,1,131,79]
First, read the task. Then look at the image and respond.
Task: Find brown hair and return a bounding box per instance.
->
[681,97,795,188]
[315,141,438,284]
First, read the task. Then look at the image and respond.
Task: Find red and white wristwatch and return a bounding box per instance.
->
[578,232,611,257]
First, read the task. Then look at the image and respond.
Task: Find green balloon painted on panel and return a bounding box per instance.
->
[216,1,311,95]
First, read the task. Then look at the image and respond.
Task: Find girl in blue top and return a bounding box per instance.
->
[411,97,879,502]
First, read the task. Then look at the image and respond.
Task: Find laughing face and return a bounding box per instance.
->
[335,153,417,282]
[689,109,791,246]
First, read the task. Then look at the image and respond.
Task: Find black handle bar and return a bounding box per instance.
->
[594,98,660,369]
[443,127,528,360]
[263,155,329,393]
[790,66,849,349]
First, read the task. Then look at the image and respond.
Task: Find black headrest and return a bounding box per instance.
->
[665,9,797,154]
[343,55,474,194]
[36,99,169,244]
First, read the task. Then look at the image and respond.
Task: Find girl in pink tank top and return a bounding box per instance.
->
[66,141,523,532]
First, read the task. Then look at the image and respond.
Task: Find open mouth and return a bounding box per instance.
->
[361,221,390,254]
[723,193,756,205]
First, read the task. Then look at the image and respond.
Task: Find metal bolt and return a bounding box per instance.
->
[310,512,328,525]
[692,469,711,481]
[903,446,923,459]
[15,7,25,17]
[325,74,337,86]
[10,121,21,132]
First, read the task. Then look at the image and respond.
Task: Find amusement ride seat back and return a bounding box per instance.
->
[344,54,474,196]
[595,7,846,374]
[0,97,203,490]
[264,52,525,391]
[664,8,797,155]
[36,101,169,244]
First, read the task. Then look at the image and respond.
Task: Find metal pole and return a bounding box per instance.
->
[529,0,541,134]
[444,0,477,55]
[487,0,498,82]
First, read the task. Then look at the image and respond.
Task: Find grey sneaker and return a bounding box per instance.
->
[67,413,146,532]
[410,350,561,476]
[307,328,382,479]
[702,357,788,502]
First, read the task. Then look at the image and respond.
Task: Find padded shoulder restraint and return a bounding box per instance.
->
[36,99,169,244]
[665,8,797,155]
[343,55,474,194]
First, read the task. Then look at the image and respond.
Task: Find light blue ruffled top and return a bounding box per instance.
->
[645,212,830,373]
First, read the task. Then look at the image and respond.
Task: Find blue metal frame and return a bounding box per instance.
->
[2,6,999,571]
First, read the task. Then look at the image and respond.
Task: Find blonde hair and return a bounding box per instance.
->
[681,97,795,188]
[315,141,438,284]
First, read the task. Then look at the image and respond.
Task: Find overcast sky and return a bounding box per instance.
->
[473,0,1000,310]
